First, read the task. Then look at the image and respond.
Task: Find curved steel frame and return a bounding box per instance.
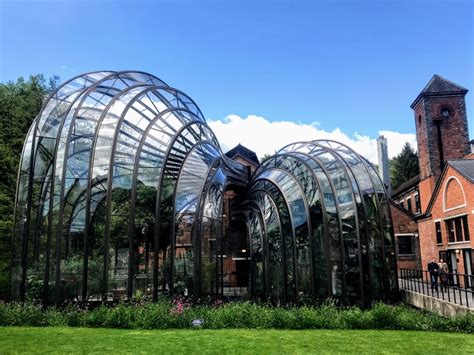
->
[237,139,397,304]
[11,71,397,306]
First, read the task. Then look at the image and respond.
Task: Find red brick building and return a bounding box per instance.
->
[222,144,259,294]
[418,158,474,281]
[390,175,422,270]
[390,201,421,270]
[391,75,473,283]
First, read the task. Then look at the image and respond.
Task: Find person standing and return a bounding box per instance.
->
[428,257,439,291]
[439,259,449,292]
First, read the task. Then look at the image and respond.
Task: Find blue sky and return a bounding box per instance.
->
[0,0,472,160]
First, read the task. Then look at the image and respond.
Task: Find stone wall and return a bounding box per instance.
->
[402,289,473,317]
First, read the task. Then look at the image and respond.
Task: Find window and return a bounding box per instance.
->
[441,108,450,118]
[462,216,470,241]
[435,221,442,244]
[455,218,463,242]
[446,219,455,243]
[445,215,470,243]
[418,115,422,126]
[414,193,421,214]
[398,235,413,255]
[399,200,405,209]
[406,197,412,213]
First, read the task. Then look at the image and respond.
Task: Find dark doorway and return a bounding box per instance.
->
[235,259,250,287]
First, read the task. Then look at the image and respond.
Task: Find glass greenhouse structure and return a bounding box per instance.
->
[11,71,398,306]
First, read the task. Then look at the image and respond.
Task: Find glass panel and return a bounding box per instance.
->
[248,210,264,299]
[316,141,386,302]
[200,168,226,297]
[249,184,290,304]
[173,144,220,296]
[28,73,111,301]
[255,168,312,303]
[310,148,359,303]
[285,151,344,300]
[366,162,397,299]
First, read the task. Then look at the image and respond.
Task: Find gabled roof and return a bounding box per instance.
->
[391,174,420,198]
[449,159,474,183]
[225,144,259,165]
[410,74,468,108]
[424,159,474,215]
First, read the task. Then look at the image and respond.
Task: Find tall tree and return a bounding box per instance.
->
[0,74,59,300]
[390,142,420,191]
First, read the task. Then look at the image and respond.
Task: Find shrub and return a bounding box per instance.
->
[210,302,272,329]
[44,307,67,326]
[451,313,474,334]
[131,301,176,329]
[81,305,108,328]
[104,303,134,329]
[369,303,398,329]
[63,304,85,327]
[0,300,472,333]
[293,306,325,329]
[0,302,47,327]
[340,307,371,329]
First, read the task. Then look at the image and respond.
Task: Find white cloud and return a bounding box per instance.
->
[208,114,416,163]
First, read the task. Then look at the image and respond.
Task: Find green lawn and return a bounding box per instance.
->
[0,327,472,354]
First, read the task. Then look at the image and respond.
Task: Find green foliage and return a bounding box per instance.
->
[0,74,59,300]
[0,302,46,327]
[0,301,472,333]
[390,142,420,191]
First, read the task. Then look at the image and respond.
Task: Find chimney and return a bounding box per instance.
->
[377,135,391,195]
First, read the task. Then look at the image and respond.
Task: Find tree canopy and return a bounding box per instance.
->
[390,142,420,191]
[0,74,59,299]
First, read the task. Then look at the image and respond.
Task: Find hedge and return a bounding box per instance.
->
[0,301,472,333]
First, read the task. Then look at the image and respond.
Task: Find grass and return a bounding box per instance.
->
[0,327,473,354]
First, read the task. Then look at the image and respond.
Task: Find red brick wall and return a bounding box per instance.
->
[390,203,421,271]
[444,177,466,210]
[414,100,430,180]
[418,218,438,270]
[418,166,474,275]
[413,95,470,183]
[391,204,418,235]
[427,96,470,165]
[419,177,436,213]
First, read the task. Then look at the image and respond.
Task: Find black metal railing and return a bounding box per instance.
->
[399,268,474,308]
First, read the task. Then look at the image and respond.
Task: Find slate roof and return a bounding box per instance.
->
[410,74,468,108]
[448,159,474,183]
[391,174,420,198]
[225,144,259,165]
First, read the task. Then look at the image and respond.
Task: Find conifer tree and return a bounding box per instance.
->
[390,142,420,191]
